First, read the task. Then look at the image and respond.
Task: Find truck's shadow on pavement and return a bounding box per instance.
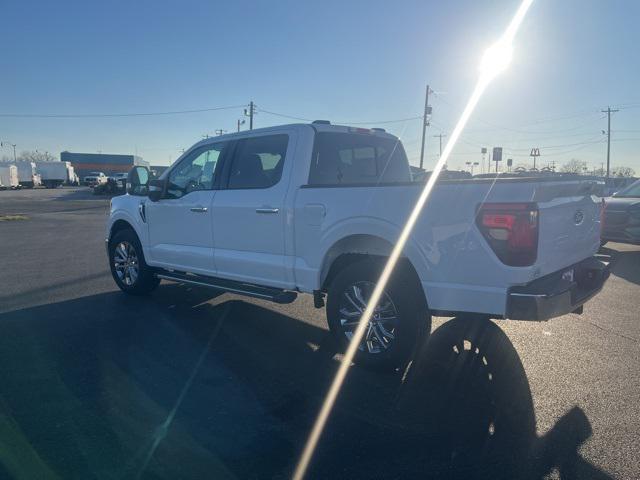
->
[0,284,613,480]
[602,245,640,285]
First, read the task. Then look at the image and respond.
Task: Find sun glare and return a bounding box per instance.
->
[480,39,514,78]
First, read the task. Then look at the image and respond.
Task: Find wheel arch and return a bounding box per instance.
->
[108,219,137,244]
[319,234,427,308]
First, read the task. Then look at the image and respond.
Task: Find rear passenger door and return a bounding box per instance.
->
[211,132,295,288]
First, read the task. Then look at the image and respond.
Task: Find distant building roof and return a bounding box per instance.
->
[60,151,146,166]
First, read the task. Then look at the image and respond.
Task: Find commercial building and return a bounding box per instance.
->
[60,152,148,179]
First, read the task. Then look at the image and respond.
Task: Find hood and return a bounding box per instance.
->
[605,196,640,211]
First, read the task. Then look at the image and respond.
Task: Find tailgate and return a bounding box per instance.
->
[533,180,601,277]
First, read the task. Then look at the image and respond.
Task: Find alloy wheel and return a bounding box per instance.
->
[113,241,139,286]
[338,281,398,354]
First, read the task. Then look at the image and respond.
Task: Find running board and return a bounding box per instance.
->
[156,271,298,304]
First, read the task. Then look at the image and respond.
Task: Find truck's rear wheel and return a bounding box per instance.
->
[109,229,159,295]
[326,259,430,370]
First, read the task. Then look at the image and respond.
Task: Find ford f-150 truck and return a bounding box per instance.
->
[106,122,609,368]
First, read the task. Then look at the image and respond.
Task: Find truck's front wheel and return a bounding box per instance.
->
[326,259,430,370]
[109,229,160,295]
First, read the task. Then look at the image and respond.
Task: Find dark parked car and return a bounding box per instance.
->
[602,179,640,245]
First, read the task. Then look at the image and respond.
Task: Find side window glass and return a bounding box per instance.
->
[227,134,288,189]
[309,132,410,185]
[167,143,225,198]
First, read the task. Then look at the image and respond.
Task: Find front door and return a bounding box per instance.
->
[146,142,228,275]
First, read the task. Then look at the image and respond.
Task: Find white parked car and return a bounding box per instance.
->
[84,171,107,187]
[106,122,609,368]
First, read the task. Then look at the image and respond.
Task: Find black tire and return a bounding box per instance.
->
[326,258,430,370]
[109,228,160,295]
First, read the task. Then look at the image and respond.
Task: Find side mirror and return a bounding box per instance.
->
[147,178,166,202]
[127,166,150,196]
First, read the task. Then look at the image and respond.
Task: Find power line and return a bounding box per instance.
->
[432,92,633,137]
[0,104,245,118]
[507,139,606,158]
[258,109,312,122]
[503,137,605,152]
[258,108,422,125]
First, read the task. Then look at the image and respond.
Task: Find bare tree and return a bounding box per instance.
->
[560,158,586,174]
[515,163,532,172]
[612,166,636,177]
[17,150,57,162]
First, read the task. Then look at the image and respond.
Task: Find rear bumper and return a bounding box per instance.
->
[506,256,610,321]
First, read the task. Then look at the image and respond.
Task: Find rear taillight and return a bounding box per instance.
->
[476,202,538,266]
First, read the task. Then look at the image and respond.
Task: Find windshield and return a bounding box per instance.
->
[1,2,638,480]
[615,179,640,197]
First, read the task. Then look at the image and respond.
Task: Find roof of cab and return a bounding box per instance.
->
[192,122,398,150]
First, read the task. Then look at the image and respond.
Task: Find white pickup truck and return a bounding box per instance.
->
[106,122,609,368]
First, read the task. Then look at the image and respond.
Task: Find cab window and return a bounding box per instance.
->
[309,132,411,185]
[166,143,226,198]
[226,134,288,189]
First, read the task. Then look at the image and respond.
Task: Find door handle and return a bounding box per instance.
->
[190,207,208,213]
[255,207,279,214]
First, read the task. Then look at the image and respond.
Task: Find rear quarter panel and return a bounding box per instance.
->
[294,178,601,317]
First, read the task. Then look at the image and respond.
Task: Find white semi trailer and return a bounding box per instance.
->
[0,165,20,189]
[12,161,41,188]
[35,161,72,188]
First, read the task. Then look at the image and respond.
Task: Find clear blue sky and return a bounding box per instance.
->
[1,0,638,172]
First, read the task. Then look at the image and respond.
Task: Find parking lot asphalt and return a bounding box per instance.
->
[0,187,638,480]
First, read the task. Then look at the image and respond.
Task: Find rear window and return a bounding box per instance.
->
[308,132,411,186]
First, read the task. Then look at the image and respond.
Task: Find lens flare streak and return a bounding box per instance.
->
[292,1,535,479]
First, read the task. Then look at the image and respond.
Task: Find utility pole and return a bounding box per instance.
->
[601,106,619,179]
[433,133,447,157]
[419,85,432,170]
[244,101,256,130]
[237,119,245,132]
